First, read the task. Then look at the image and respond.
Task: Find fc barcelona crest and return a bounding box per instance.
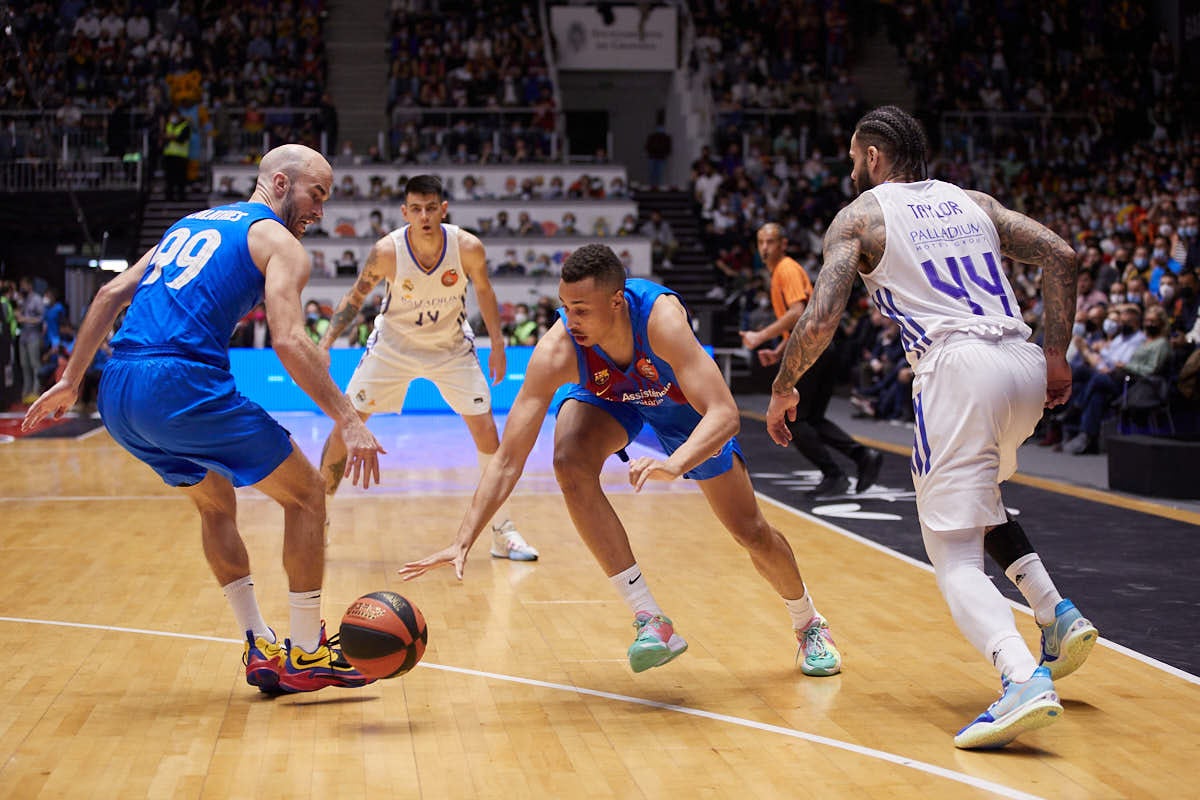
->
[636,357,658,381]
[593,368,610,386]
[441,269,459,287]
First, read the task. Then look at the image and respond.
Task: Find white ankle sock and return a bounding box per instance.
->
[288,589,323,653]
[477,451,514,529]
[609,563,662,617]
[1005,554,1063,626]
[222,575,273,642]
[986,631,1038,683]
[784,592,817,630]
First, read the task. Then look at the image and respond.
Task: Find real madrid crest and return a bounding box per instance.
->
[402,279,414,292]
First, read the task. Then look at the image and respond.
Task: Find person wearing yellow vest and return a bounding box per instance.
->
[162,108,191,201]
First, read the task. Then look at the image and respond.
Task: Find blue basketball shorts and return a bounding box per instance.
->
[98,355,293,487]
[557,384,742,480]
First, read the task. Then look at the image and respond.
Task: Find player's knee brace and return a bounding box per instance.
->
[983,515,1035,572]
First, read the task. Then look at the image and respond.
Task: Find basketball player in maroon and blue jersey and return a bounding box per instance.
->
[23,144,384,695]
[399,243,843,677]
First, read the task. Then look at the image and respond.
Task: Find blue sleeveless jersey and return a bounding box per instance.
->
[558,278,742,480]
[112,202,284,368]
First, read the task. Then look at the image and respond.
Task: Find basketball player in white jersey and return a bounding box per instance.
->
[765,106,1097,750]
[317,174,538,561]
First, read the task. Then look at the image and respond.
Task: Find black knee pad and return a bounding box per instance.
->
[983,516,1035,571]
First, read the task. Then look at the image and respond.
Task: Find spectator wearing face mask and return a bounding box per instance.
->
[1181,214,1200,270]
[493,249,525,276]
[1148,234,1183,295]
[1064,306,1171,455]
[556,213,579,237]
[508,303,538,345]
[231,304,271,349]
[1124,245,1151,282]
[304,301,330,344]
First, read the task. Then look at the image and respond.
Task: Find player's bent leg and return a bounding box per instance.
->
[698,459,841,675]
[180,470,249,586]
[253,442,328,592]
[552,400,638,574]
[698,459,806,600]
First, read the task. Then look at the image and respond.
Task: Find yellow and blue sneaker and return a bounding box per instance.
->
[1038,599,1097,680]
[627,611,688,673]
[277,622,376,694]
[954,666,1062,749]
[243,629,285,694]
[796,615,842,676]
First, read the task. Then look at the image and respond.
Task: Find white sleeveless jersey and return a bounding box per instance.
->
[861,180,1031,367]
[372,223,474,354]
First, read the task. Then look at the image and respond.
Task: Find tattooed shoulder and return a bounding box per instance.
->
[825,193,886,272]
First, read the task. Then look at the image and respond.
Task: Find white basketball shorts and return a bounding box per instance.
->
[909,334,1046,531]
[344,335,491,417]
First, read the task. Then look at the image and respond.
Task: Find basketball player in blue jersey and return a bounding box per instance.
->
[765,106,1098,749]
[22,144,385,695]
[398,243,843,678]
[317,174,538,561]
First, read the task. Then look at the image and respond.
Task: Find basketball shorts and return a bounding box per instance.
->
[99,355,293,487]
[909,334,1046,530]
[558,384,743,481]
[345,336,490,416]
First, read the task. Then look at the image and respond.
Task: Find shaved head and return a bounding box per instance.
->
[758,222,786,240]
[250,143,333,238]
[256,143,331,190]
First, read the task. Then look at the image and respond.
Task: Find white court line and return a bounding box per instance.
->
[756,493,1200,687]
[0,615,1044,800]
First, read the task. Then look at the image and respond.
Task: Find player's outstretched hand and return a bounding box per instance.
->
[339,419,386,489]
[398,542,470,581]
[765,388,799,446]
[1044,354,1072,408]
[21,380,79,432]
[628,456,681,491]
[757,345,782,367]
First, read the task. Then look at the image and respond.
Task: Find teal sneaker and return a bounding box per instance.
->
[627,611,688,673]
[1038,599,1097,680]
[796,615,842,676]
[954,666,1062,749]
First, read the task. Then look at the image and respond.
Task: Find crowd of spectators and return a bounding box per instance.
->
[1,1,333,167]
[695,0,1200,446]
[385,1,559,164]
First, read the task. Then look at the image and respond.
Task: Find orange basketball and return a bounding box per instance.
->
[338,591,428,680]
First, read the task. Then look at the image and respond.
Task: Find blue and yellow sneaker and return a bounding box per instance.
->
[1039,599,1097,680]
[796,615,842,677]
[954,666,1062,749]
[277,622,376,694]
[243,629,285,694]
[627,611,688,673]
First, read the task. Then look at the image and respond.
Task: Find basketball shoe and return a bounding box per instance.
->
[795,615,842,676]
[954,666,1062,749]
[627,611,688,673]
[243,629,285,693]
[1038,599,1098,680]
[277,622,376,693]
[490,520,539,561]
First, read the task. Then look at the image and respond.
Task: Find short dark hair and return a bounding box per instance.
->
[403,174,444,201]
[854,105,928,180]
[562,243,626,292]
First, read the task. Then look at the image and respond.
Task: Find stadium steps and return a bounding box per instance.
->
[851,28,915,111]
[633,187,751,384]
[323,0,391,153]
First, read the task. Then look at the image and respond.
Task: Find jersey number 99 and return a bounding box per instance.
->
[144,228,222,290]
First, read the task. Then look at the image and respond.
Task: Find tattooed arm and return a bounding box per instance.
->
[965,190,1077,406]
[771,194,883,394]
[318,237,397,349]
[764,194,882,445]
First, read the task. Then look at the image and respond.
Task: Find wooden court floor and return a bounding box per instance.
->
[1,414,1196,799]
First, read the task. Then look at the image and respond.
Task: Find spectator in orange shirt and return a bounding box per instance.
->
[740,222,882,497]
